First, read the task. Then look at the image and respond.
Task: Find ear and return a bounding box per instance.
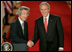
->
[28,12,30,16]
[48,8,50,11]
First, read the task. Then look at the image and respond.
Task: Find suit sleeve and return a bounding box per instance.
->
[57,17,64,47]
[10,23,27,44]
[32,20,39,45]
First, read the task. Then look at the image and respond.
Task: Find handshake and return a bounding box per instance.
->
[27,40,34,47]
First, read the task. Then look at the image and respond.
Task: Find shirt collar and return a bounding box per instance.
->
[18,17,24,25]
[43,13,50,21]
[44,13,49,18]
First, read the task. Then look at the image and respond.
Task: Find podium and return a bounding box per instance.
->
[12,43,28,51]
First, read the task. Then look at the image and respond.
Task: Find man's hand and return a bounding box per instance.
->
[27,40,34,47]
[58,49,63,51]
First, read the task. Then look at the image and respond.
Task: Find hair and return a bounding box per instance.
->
[39,2,50,9]
[16,6,30,16]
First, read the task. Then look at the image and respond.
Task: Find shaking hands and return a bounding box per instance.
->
[27,40,34,47]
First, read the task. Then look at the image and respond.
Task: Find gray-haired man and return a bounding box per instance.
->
[9,6,30,51]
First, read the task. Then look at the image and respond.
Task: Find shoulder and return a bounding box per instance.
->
[50,14,61,20]
[24,21,28,23]
[24,21,28,26]
[51,14,60,18]
[11,19,18,26]
[24,21,28,25]
[35,16,43,22]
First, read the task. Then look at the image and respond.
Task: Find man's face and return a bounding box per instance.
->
[40,5,50,17]
[19,9,29,21]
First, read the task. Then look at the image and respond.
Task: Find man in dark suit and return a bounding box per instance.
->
[9,6,30,51]
[27,2,64,51]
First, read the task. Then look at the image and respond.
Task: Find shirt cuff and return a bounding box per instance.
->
[32,41,34,46]
[59,47,64,50]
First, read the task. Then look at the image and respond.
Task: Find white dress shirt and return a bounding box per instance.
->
[18,17,24,26]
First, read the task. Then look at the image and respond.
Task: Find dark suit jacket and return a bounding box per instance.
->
[32,14,64,51]
[10,18,28,44]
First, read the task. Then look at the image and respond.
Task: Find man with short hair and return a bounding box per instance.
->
[9,6,30,51]
[27,2,64,51]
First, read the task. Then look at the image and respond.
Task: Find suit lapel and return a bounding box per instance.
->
[24,21,26,36]
[40,16,47,34]
[47,14,53,34]
[16,18,24,36]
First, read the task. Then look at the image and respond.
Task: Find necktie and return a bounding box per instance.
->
[22,22,24,35]
[44,18,47,32]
